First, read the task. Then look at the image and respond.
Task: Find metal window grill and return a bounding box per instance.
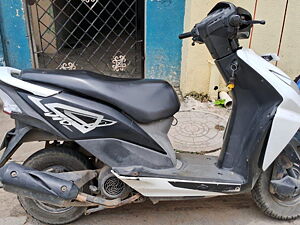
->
[26,0,144,78]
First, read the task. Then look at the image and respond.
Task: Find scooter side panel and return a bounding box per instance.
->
[237,49,300,171]
[18,91,166,154]
[0,83,66,138]
[215,51,283,184]
[112,171,238,197]
[77,138,175,169]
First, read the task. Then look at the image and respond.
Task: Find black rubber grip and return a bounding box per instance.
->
[178,32,193,39]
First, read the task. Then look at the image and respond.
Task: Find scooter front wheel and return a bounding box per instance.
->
[18,147,91,225]
[252,135,300,220]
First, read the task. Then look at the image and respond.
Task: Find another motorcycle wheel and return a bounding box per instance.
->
[252,133,300,220]
[18,147,91,225]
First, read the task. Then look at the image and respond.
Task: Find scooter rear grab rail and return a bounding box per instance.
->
[0,67,59,97]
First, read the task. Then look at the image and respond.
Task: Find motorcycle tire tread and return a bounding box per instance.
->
[252,166,300,221]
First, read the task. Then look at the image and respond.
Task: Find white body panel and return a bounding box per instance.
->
[237,49,300,171]
[112,171,240,197]
[0,89,21,113]
[0,67,59,97]
[0,50,298,197]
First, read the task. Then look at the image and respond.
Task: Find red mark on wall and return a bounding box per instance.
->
[248,0,258,48]
[276,0,289,66]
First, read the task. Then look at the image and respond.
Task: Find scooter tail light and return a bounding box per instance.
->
[2,104,21,115]
[0,90,21,115]
[3,108,12,115]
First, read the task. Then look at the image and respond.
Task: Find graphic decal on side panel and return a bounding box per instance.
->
[28,96,117,133]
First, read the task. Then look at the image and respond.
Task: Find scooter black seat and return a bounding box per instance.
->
[20,69,180,123]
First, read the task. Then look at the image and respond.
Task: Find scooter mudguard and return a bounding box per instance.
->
[0,126,32,167]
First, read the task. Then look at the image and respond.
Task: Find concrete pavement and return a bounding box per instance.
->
[169,96,230,155]
[0,189,299,225]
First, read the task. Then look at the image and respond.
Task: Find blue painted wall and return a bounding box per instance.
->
[0,0,32,69]
[146,0,185,85]
[0,32,5,66]
[0,0,185,79]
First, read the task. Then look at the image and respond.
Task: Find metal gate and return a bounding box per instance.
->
[25,0,145,78]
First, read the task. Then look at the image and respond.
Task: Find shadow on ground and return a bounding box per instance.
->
[1,190,297,225]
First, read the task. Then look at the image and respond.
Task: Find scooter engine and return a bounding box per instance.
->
[98,166,131,199]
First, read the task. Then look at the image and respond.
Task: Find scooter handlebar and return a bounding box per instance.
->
[178,32,193,40]
[229,15,265,27]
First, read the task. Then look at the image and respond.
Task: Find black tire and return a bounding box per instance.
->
[252,166,300,220]
[18,147,91,225]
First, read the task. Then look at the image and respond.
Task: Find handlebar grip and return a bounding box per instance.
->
[229,15,241,27]
[229,15,266,27]
[179,32,193,39]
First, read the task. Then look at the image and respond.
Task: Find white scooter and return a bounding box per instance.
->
[0,2,299,224]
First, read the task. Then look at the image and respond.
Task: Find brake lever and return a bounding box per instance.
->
[229,15,266,27]
[192,36,203,46]
[241,20,266,25]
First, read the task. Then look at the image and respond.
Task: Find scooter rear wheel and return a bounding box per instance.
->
[18,146,91,225]
[252,135,300,220]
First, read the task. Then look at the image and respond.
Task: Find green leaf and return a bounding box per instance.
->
[214,99,226,106]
